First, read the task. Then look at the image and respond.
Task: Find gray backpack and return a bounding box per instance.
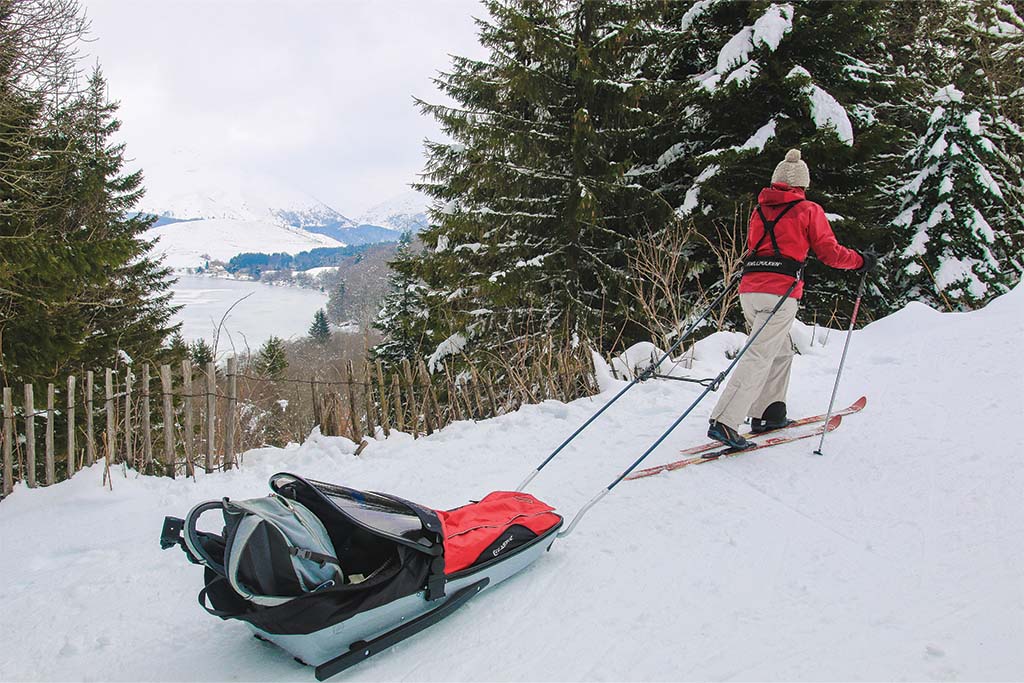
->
[182,494,342,607]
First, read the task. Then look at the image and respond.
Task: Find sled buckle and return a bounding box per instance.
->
[160,517,185,551]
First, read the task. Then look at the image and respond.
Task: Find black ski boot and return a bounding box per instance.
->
[707,420,754,451]
[750,401,794,434]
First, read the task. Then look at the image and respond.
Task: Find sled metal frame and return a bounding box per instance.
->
[315,578,489,680]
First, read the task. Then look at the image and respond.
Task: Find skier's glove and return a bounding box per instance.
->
[855,248,878,274]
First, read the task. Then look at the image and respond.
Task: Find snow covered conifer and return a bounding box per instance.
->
[414,0,671,364]
[891,84,1021,310]
[372,235,429,367]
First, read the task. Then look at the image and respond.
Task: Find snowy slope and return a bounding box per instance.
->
[357,189,429,234]
[2,287,1023,681]
[146,217,345,269]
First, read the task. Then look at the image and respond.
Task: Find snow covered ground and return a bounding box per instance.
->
[147,217,344,270]
[2,286,1023,681]
[170,274,329,349]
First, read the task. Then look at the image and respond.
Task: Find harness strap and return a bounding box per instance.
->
[752,199,803,258]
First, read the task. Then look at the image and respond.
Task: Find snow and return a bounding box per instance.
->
[934,84,964,104]
[680,0,719,31]
[737,119,777,153]
[934,255,988,298]
[147,218,344,270]
[3,287,1024,681]
[973,161,1004,199]
[427,332,468,373]
[752,3,794,50]
[788,66,855,145]
[717,26,755,73]
[356,190,429,233]
[724,59,760,87]
[678,164,720,216]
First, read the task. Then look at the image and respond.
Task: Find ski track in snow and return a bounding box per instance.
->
[2,287,1023,681]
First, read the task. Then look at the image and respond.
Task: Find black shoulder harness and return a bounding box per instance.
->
[743,200,805,279]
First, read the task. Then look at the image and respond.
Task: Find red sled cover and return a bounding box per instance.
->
[435,492,561,574]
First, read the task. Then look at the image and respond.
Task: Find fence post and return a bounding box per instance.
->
[346,361,363,442]
[225,357,236,470]
[141,364,152,473]
[3,387,13,495]
[205,361,216,473]
[124,369,134,469]
[181,360,195,478]
[46,383,54,485]
[67,375,76,476]
[391,374,404,433]
[160,365,175,478]
[401,359,417,438]
[85,371,95,467]
[375,361,390,438]
[105,369,115,466]
[363,361,376,439]
[25,384,36,488]
[417,361,437,436]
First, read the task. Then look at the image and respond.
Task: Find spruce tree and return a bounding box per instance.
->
[308,309,331,345]
[372,235,429,366]
[414,0,670,363]
[254,335,288,379]
[1,36,179,383]
[887,0,1023,310]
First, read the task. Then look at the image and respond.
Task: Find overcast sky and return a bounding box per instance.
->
[81,0,487,216]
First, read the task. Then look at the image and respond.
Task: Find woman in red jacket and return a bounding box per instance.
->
[707,149,874,449]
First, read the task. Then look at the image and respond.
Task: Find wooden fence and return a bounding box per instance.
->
[1,352,598,497]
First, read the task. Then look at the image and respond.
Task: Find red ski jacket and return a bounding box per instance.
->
[739,184,864,299]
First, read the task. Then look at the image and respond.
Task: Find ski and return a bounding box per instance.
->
[674,395,866,458]
[625,414,842,481]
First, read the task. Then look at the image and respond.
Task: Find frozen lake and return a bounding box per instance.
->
[169,275,329,352]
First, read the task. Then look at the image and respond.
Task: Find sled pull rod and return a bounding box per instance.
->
[516,270,745,493]
[558,280,798,538]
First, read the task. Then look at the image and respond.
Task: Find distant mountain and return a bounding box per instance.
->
[140,173,427,268]
[357,189,429,234]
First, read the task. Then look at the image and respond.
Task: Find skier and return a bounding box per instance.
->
[707,149,876,449]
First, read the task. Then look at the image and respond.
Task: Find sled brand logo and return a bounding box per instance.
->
[492,535,515,557]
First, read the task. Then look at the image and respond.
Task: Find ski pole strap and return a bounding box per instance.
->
[516,267,746,492]
[744,201,805,278]
[558,280,798,539]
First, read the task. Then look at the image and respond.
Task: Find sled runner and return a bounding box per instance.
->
[161,472,562,679]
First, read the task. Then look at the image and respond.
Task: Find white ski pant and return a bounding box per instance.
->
[710,292,799,431]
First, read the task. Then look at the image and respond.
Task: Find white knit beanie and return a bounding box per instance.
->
[771,149,811,188]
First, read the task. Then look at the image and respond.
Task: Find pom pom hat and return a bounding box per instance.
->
[770,148,811,188]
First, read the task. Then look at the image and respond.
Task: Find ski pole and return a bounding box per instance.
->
[813,271,868,456]
[558,280,799,538]
[515,268,745,493]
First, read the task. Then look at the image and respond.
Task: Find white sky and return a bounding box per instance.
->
[81,0,487,216]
